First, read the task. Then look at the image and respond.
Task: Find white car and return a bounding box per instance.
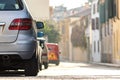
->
[37,37,49,69]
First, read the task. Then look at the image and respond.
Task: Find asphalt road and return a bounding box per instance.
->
[0,62,120,80]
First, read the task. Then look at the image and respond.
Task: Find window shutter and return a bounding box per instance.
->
[96,18,99,29]
[92,19,95,30]
[113,0,116,17]
[105,0,108,21]
[99,3,105,24]
[108,0,113,19]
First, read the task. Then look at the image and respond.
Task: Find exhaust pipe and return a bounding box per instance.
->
[2,55,10,60]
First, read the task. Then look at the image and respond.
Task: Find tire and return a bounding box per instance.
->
[25,55,38,76]
[55,60,60,66]
[44,62,48,69]
[38,54,42,71]
[39,63,42,71]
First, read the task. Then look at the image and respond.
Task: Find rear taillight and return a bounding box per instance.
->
[9,18,32,30]
[42,53,47,56]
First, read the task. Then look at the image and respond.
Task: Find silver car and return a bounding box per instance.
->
[0,0,44,76]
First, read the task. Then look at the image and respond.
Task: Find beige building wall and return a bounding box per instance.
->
[101,18,120,64]
[58,19,70,60]
[72,47,87,62]
[25,0,49,21]
[58,17,88,62]
[101,18,113,63]
[70,18,88,62]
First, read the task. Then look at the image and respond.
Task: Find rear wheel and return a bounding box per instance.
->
[55,60,60,66]
[39,63,42,71]
[44,62,48,69]
[25,55,38,76]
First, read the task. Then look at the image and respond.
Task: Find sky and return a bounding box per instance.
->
[49,0,88,10]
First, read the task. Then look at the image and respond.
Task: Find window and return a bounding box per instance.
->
[97,2,99,12]
[107,22,109,35]
[99,2,105,24]
[94,41,96,53]
[93,4,95,14]
[95,3,97,13]
[96,18,99,29]
[109,20,112,35]
[98,41,99,52]
[104,26,106,37]
[92,19,95,30]
[100,25,103,40]
[0,0,23,10]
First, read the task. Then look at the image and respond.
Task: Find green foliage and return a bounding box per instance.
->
[71,16,88,49]
[47,29,61,43]
[38,21,61,43]
[71,25,87,49]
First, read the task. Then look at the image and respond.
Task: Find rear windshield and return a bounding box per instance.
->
[48,45,59,52]
[0,0,23,10]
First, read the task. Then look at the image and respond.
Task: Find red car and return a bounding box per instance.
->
[46,43,60,65]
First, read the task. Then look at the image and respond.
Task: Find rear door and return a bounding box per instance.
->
[0,0,24,42]
[47,44,59,61]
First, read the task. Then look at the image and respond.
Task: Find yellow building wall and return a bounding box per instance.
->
[112,19,120,63]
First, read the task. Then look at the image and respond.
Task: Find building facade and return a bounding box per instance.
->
[99,0,120,64]
[91,0,101,62]
[52,5,67,22]
[58,4,91,62]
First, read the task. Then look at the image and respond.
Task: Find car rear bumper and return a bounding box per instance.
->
[0,41,37,59]
[49,60,59,64]
[41,56,48,62]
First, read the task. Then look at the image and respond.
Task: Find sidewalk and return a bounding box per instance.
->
[91,62,120,68]
[60,58,120,68]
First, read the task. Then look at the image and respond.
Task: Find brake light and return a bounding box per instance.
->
[9,18,32,30]
[42,53,47,56]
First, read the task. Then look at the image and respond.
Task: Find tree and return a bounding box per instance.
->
[71,17,87,49]
[38,21,61,43]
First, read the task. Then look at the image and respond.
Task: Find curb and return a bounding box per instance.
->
[91,62,120,68]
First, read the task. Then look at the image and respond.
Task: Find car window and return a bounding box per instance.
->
[48,45,58,52]
[0,0,23,10]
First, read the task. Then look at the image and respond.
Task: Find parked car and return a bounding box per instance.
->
[46,43,60,65]
[37,37,49,70]
[41,42,49,69]
[0,0,44,76]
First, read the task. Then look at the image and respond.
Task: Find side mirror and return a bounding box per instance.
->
[40,43,44,49]
[37,32,44,37]
[36,22,44,29]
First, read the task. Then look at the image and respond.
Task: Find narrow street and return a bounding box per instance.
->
[39,61,120,76]
[38,61,120,79]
